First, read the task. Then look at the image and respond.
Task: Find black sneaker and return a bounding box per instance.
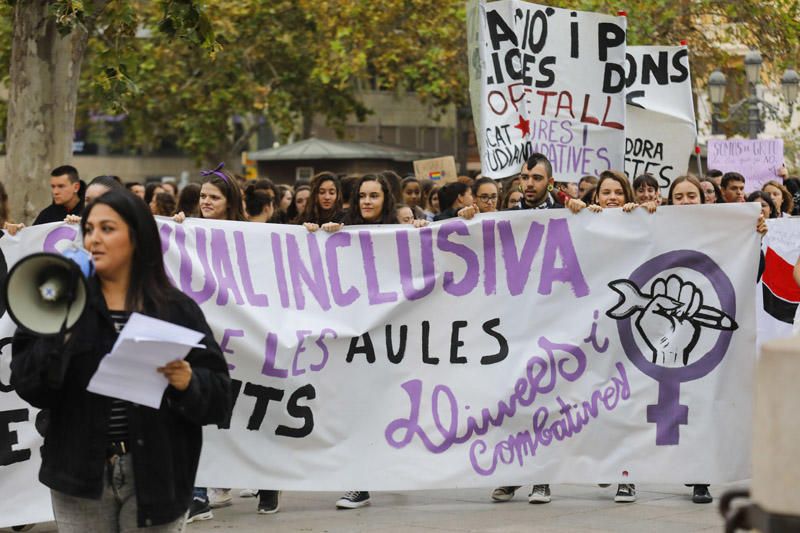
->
[258,490,281,514]
[614,484,636,503]
[528,484,551,503]
[335,491,371,509]
[186,497,214,523]
[692,485,713,504]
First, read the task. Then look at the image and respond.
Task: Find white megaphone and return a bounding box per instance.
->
[3,250,90,336]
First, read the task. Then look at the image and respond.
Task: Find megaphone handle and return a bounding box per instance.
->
[45,297,75,390]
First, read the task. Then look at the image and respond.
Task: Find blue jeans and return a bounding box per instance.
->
[51,454,186,532]
[192,487,207,502]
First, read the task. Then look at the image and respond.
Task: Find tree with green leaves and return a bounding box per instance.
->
[4,0,218,223]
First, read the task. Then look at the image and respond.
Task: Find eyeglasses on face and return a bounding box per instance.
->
[477,194,498,202]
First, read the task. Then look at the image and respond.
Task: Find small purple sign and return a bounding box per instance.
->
[707,138,784,193]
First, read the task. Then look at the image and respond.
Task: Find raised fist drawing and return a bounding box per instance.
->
[607,275,737,368]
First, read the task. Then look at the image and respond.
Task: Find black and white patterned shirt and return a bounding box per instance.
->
[108,311,131,442]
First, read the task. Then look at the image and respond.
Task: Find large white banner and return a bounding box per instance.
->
[476,1,627,179]
[624,45,697,192]
[0,205,759,527]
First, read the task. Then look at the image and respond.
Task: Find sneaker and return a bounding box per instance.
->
[614,484,636,503]
[335,491,371,509]
[186,498,214,523]
[208,488,232,508]
[11,526,35,532]
[692,485,713,504]
[239,488,259,498]
[258,490,280,514]
[528,484,551,503]
[491,486,520,502]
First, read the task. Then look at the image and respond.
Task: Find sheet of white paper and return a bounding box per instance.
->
[88,313,205,409]
[111,312,205,352]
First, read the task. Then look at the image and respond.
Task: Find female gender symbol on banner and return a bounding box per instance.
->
[606,250,738,445]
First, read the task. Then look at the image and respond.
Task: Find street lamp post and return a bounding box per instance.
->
[708,49,799,139]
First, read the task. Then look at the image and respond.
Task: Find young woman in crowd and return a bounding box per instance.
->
[747,191,779,220]
[632,173,661,205]
[433,182,478,221]
[144,182,167,213]
[665,174,768,504]
[298,172,345,230]
[399,176,423,212]
[502,170,654,505]
[243,179,278,223]
[500,184,523,210]
[395,203,416,224]
[151,192,177,217]
[276,185,293,219]
[761,180,794,217]
[423,184,441,220]
[286,184,310,223]
[176,165,244,522]
[699,177,723,204]
[309,174,424,509]
[11,189,231,531]
[473,177,500,213]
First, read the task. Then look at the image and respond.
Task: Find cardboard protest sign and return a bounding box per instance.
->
[624,45,697,192]
[413,156,458,183]
[707,139,784,192]
[0,205,761,526]
[475,1,627,180]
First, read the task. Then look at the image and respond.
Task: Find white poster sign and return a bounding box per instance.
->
[0,205,759,527]
[476,1,627,180]
[624,45,697,192]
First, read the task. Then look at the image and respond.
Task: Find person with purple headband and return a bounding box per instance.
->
[180,164,244,524]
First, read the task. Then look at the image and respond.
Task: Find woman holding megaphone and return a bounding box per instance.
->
[10,189,231,532]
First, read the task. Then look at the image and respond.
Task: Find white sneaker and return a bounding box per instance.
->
[239,488,259,498]
[208,488,233,508]
[614,484,636,503]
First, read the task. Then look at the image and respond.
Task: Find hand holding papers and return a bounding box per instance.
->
[87,312,205,409]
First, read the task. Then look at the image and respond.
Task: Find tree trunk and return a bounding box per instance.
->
[6,2,89,224]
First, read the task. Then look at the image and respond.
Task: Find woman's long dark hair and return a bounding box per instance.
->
[344,174,397,225]
[298,172,343,224]
[286,185,310,222]
[81,189,173,315]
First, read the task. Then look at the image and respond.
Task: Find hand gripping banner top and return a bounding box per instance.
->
[475,1,627,180]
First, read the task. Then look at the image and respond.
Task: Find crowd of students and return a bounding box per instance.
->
[1,153,795,531]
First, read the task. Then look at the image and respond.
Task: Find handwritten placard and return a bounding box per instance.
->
[476,1,627,180]
[707,139,784,192]
[413,156,458,183]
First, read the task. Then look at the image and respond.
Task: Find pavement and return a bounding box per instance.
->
[11,483,741,532]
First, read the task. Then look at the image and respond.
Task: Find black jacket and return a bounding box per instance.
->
[33,199,85,226]
[515,194,563,210]
[11,279,231,527]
